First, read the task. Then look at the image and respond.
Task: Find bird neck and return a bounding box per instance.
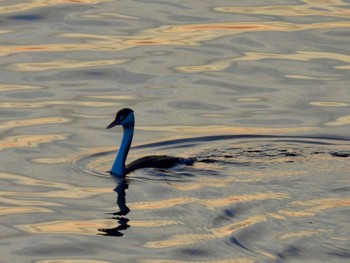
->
[111,124,134,177]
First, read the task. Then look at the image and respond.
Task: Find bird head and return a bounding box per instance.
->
[106,108,134,129]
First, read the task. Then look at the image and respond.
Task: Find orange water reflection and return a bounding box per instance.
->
[0,206,51,216]
[0,172,110,200]
[279,230,318,240]
[2,186,110,200]
[0,100,114,108]
[0,84,43,92]
[37,257,255,263]
[142,195,350,249]
[7,58,129,72]
[324,115,350,126]
[32,145,115,166]
[0,171,112,220]
[310,102,349,107]
[215,0,350,19]
[138,125,315,137]
[172,171,306,191]
[130,192,289,211]
[37,260,112,263]
[16,219,177,235]
[140,259,255,263]
[175,51,350,73]
[0,117,70,132]
[0,134,67,151]
[145,215,266,248]
[279,198,350,217]
[0,20,349,58]
[0,0,112,14]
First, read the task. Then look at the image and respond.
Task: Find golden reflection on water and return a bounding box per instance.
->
[0,117,70,132]
[37,260,112,263]
[0,134,67,151]
[139,125,315,137]
[0,30,12,34]
[158,21,350,35]
[32,145,114,165]
[7,58,129,72]
[143,196,350,249]
[215,0,350,19]
[4,186,110,199]
[336,64,350,70]
[0,206,51,216]
[86,94,144,107]
[0,171,66,187]
[214,215,267,238]
[266,212,287,220]
[129,192,289,211]
[0,171,110,200]
[16,220,113,235]
[61,20,350,49]
[0,170,112,223]
[145,215,267,248]
[0,191,62,207]
[0,20,349,58]
[0,100,114,108]
[311,101,349,107]
[16,219,177,235]
[82,12,139,20]
[280,198,350,217]
[140,259,256,263]
[0,84,43,92]
[87,95,138,100]
[279,230,318,240]
[175,51,350,73]
[0,0,112,14]
[172,171,306,191]
[324,115,350,126]
[285,75,339,80]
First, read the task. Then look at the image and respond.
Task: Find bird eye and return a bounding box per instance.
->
[117,114,126,123]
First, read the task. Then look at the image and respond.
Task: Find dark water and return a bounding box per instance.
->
[1,1,350,262]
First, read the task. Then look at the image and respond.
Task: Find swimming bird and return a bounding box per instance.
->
[106,108,194,177]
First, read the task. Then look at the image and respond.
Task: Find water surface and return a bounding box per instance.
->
[0,0,349,262]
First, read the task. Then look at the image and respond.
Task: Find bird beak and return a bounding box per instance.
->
[106,119,120,129]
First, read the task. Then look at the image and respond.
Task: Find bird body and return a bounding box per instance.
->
[107,108,194,177]
[126,155,194,174]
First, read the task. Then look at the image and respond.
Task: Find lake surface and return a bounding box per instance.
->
[1,0,349,262]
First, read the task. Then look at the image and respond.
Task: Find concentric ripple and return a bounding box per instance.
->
[33,134,350,179]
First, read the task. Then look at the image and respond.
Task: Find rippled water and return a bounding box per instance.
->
[1,0,350,262]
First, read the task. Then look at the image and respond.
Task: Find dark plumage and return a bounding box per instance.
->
[126,155,195,174]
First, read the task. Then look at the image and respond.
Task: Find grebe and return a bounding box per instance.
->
[106,108,194,177]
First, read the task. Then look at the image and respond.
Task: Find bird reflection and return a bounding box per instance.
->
[98,179,130,236]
